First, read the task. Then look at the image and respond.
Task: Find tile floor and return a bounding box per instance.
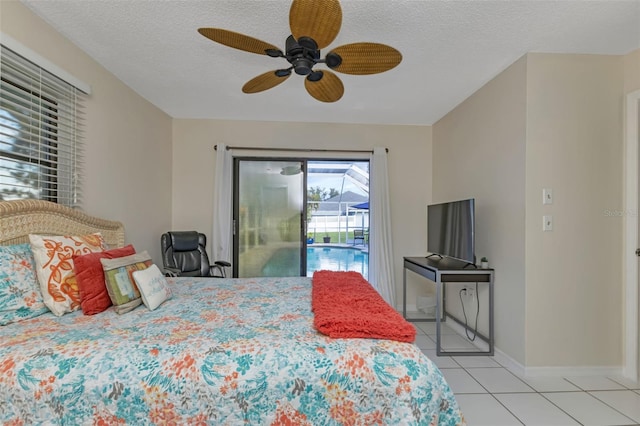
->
[414,322,640,426]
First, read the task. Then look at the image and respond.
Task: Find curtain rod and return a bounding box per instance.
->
[214,145,388,153]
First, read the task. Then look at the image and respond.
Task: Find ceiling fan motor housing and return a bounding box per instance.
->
[286,35,321,75]
[292,57,314,75]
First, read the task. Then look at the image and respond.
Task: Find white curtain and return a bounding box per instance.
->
[369,147,396,307]
[212,144,233,264]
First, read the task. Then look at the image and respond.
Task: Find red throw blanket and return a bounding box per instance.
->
[312,270,416,343]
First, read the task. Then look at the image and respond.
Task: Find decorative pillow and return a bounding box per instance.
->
[29,233,107,316]
[0,243,49,325]
[73,244,136,315]
[101,251,152,314]
[132,264,171,311]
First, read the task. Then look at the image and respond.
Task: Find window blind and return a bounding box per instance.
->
[0,44,86,207]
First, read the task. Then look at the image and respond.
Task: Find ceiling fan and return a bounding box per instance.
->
[198,0,402,103]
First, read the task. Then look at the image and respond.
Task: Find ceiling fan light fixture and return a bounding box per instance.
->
[265,49,284,57]
[325,52,342,68]
[275,69,292,77]
[307,70,323,82]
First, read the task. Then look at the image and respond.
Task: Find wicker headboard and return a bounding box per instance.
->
[0,200,125,248]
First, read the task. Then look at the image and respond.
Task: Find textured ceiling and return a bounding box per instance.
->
[21,0,640,126]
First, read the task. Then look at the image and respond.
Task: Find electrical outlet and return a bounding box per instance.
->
[461,286,475,301]
[467,287,475,300]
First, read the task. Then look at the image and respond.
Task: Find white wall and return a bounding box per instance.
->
[1,1,173,263]
[525,53,624,368]
[624,49,640,93]
[171,119,432,305]
[433,56,528,364]
[434,52,627,370]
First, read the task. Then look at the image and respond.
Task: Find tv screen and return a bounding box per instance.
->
[427,198,475,264]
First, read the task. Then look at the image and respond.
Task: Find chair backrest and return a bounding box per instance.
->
[161,231,212,277]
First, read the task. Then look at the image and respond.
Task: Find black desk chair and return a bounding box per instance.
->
[161,231,230,278]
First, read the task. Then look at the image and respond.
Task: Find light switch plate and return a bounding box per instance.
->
[543,215,553,231]
[543,188,553,205]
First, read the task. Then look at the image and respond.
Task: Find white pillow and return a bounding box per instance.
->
[132,264,171,310]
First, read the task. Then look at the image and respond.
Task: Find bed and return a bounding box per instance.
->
[0,199,465,425]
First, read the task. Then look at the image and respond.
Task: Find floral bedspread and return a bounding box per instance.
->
[0,277,465,425]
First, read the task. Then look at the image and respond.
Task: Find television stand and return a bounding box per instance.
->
[403,256,494,356]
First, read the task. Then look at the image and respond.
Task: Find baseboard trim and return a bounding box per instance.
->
[401,306,626,378]
[492,347,526,376]
[492,347,622,378]
[522,365,623,378]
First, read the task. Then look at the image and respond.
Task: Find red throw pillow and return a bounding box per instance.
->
[74,244,136,315]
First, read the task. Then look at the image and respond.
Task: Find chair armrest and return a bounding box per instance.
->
[163,267,182,277]
[210,260,231,278]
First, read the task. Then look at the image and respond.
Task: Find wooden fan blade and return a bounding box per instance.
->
[198,28,281,55]
[289,0,342,49]
[242,70,291,93]
[304,70,344,103]
[328,43,402,75]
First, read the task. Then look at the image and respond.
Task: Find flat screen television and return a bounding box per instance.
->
[427,198,475,264]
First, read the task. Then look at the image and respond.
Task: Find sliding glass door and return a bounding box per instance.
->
[232,157,370,278]
[234,159,306,277]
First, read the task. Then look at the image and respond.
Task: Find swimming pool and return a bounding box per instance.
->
[261,246,368,278]
[307,246,368,278]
